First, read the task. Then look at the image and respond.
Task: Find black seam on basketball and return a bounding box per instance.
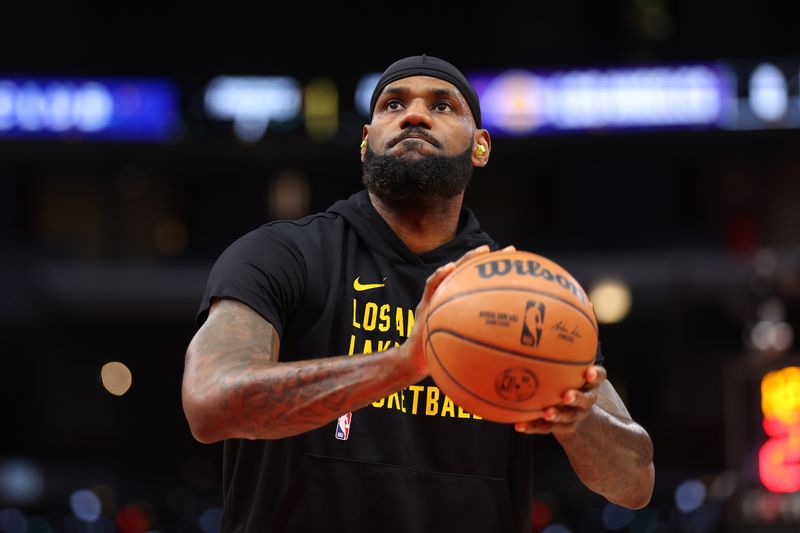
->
[429,329,595,366]
[426,335,545,414]
[429,286,597,334]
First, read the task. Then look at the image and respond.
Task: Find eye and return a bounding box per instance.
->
[434,102,454,112]
[385,100,403,111]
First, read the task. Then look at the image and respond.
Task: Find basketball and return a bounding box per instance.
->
[423,250,598,423]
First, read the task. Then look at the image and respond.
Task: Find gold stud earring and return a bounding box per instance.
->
[475,144,486,155]
[360,139,367,150]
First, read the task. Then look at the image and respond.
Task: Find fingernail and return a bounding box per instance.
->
[565,392,575,404]
[515,423,525,432]
[544,410,555,420]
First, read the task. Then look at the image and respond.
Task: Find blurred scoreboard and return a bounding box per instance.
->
[727,356,800,531]
[2,58,800,143]
[760,366,800,493]
[0,78,177,140]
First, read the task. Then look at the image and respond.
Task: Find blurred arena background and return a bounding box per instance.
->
[1,1,799,532]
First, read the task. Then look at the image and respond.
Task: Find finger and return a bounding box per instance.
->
[502,245,516,252]
[542,405,583,424]
[562,388,597,411]
[584,365,607,386]
[422,262,457,302]
[453,244,491,268]
[515,419,553,434]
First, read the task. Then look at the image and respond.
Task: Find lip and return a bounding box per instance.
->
[398,136,433,145]
[391,132,440,148]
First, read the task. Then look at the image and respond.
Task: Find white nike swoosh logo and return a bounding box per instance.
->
[353,277,386,291]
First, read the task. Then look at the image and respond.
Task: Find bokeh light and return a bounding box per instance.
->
[0,459,44,505]
[589,278,632,324]
[0,508,27,533]
[154,217,188,256]
[601,502,634,530]
[101,361,133,396]
[708,471,737,502]
[116,504,149,533]
[92,484,118,516]
[675,479,707,513]
[752,248,778,277]
[304,78,338,142]
[750,321,795,352]
[530,499,554,531]
[749,63,787,122]
[268,171,309,221]
[541,524,572,533]
[198,508,222,533]
[70,489,102,522]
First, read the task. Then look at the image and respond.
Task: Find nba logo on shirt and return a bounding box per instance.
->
[335,412,352,441]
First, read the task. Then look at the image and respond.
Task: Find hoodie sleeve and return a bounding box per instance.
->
[196,226,306,338]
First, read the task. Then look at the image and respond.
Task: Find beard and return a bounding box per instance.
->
[361,143,474,206]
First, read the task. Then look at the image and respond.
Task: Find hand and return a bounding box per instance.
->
[402,244,515,379]
[513,365,607,435]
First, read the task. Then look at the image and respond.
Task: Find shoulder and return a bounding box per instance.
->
[219,211,351,274]
[241,211,344,243]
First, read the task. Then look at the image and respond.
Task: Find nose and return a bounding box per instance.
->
[400,98,433,129]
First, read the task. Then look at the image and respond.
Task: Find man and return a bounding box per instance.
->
[182,55,654,533]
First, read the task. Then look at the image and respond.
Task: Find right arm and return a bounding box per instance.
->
[181,247,490,443]
[182,298,425,442]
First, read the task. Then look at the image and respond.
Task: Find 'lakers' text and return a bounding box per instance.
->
[349,296,482,420]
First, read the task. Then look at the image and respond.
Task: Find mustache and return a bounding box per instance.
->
[388,128,441,148]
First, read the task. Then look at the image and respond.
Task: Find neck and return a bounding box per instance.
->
[368,192,464,254]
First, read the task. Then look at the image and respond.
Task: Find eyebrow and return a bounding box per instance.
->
[382,86,460,100]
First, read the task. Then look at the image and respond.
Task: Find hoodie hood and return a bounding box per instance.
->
[327,190,496,268]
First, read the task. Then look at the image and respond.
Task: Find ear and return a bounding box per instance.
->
[361,125,369,163]
[471,129,491,167]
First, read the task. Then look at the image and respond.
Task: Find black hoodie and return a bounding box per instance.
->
[197,190,535,533]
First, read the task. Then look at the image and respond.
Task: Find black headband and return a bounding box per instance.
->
[369,54,482,128]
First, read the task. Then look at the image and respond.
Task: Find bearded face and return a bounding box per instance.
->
[361,144,474,206]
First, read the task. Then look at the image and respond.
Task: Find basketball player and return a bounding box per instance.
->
[182,55,654,533]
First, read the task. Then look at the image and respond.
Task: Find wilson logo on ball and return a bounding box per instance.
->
[475,259,587,303]
[424,250,597,423]
[520,301,546,347]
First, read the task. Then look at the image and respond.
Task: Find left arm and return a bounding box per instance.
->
[515,366,655,509]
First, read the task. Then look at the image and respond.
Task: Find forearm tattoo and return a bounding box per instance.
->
[185,300,417,440]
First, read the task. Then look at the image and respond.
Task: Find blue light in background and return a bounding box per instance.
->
[541,524,572,533]
[69,489,102,522]
[749,63,788,122]
[471,64,736,135]
[354,63,739,135]
[354,73,380,117]
[0,459,44,505]
[203,76,301,142]
[601,502,635,530]
[0,78,178,141]
[675,479,707,513]
[198,507,222,533]
[0,508,27,533]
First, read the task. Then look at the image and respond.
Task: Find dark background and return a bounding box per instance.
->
[1,1,800,532]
